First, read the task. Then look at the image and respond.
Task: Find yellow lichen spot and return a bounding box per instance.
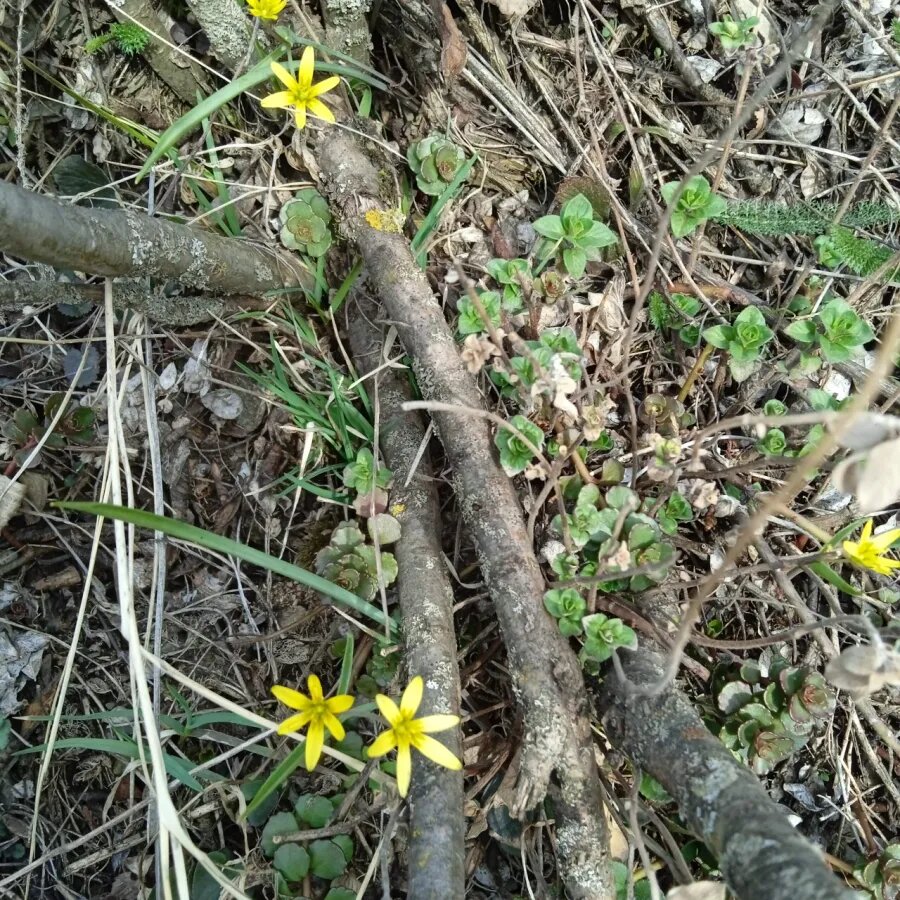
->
[390,502,406,517]
[365,208,406,233]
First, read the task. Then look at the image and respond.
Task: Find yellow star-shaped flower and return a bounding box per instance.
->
[272,674,354,771]
[367,676,461,798]
[261,47,340,130]
[246,0,286,20]
[842,518,900,577]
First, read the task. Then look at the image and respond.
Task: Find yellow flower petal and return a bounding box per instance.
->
[271,685,310,711]
[367,729,398,758]
[270,61,297,90]
[305,720,325,771]
[327,694,355,714]
[307,673,324,702]
[306,98,335,124]
[868,528,900,553]
[871,557,900,575]
[396,745,412,797]
[297,45,315,90]
[294,104,307,130]
[400,676,423,717]
[861,519,874,542]
[416,714,460,734]
[413,734,462,771]
[309,75,341,98]
[375,693,401,725]
[277,711,313,735]
[322,710,346,741]
[260,90,293,110]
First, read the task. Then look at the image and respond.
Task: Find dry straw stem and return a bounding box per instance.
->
[594,634,855,900]
[346,294,465,900]
[0,181,308,298]
[317,126,612,899]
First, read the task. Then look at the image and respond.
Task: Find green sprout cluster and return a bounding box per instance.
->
[855,843,900,900]
[785,297,874,364]
[648,291,702,348]
[716,657,836,775]
[703,306,774,382]
[533,193,617,278]
[279,187,333,257]
[548,484,676,591]
[315,520,398,602]
[407,135,467,196]
[708,15,759,51]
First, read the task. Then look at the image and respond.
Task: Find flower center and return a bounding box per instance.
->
[310,699,327,720]
[392,712,419,742]
[291,85,314,105]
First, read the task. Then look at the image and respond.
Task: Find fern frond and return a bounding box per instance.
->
[714,200,900,236]
[829,226,899,281]
[648,291,672,330]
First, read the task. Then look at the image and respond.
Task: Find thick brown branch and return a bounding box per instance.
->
[347,293,465,900]
[317,126,612,899]
[0,182,308,298]
[595,646,854,900]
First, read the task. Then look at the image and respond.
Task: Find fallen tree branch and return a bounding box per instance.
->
[594,642,855,900]
[0,182,308,298]
[346,292,465,900]
[0,279,258,324]
[317,126,612,899]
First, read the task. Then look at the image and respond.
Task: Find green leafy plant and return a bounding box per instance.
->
[490,327,583,406]
[653,491,694,535]
[315,520,398,602]
[342,448,392,515]
[703,306,774,382]
[756,427,787,457]
[715,656,836,774]
[549,484,676,592]
[648,291,702,347]
[661,175,726,238]
[85,22,151,56]
[543,587,586,637]
[579,613,637,673]
[708,14,759,51]
[785,297,874,363]
[407,135,467,196]
[827,226,899,280]
[279,187,333,257]
[485,258,531,311]
[457,290,501,336]
[495,415,545,475]
[533,193,617,278]
[3,395,96,467]
[855,842,900,900]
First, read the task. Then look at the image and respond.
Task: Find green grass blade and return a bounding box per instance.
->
[243,741,306,821]
[807,560,862,597]
[338,633,355,695]
[411,155,478,267]
[330,258,363,314]
[15,738,206,791]
[56,502,399,637]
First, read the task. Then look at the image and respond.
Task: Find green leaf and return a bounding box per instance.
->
[702,324,734,349]
[295,794,333,828]
[55,502,399,637]
[579,220,618,250]
[273,843,310,881]
[331,833,354,862]
[309,839,349,879]
[262,812,299,858]
[561,193,594,224]
[807,560,862,597]
[784,319,817,343]
[412,154,478,267]
[532,215,567,241]
[562,246,587,278]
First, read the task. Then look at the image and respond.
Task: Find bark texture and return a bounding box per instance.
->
[0,182,308,298]
[347,294,465,900]
[185,0,254,72]
[596,647,855,900]
[317,126,612,900]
